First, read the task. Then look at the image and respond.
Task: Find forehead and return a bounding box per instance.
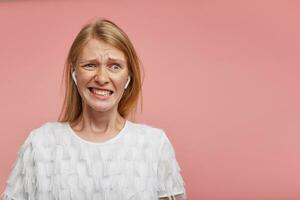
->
[79,38,126,61]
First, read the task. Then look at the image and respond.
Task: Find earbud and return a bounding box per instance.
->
[125,76,131,89]
[72,71,77,86]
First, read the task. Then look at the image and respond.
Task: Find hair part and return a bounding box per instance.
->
[58,18,144,123]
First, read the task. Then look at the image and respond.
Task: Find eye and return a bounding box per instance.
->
[111,63,121,70]
[83,64,96,68]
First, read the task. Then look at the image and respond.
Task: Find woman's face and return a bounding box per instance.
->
[74,38,129,113]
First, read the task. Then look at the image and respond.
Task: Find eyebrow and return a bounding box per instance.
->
[78,57,126,64]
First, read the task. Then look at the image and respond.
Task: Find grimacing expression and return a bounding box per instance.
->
[73,38,129,112]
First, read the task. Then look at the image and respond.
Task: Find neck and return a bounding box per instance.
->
[72,104,125,135]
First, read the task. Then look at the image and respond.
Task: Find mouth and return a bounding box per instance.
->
[88,87,114,97]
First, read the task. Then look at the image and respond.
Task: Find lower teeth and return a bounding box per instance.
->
[95,93,109,96]
[93,91,110,96]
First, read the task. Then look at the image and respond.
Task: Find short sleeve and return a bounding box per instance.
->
[1,131,37,200]
[157,130,187,199]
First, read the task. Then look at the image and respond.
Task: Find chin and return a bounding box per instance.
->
[87,104,113,112]
[86,101,118,112]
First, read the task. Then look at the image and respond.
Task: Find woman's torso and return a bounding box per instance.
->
[28,120,164,200]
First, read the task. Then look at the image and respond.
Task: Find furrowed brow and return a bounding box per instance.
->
[108,57,126,64]
[78,57,126,64]
[78,59,98,64]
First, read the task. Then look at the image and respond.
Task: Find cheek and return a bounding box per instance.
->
[80,72,93,80]
[114,80,126,91]
[76,76,92,95]
[113,74,129,89]
[77,73,93,85]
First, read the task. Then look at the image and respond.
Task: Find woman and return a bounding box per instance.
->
[1,18,186,200]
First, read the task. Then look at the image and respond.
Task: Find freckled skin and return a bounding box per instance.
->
[74,38,129,113]
[69,38,129,142]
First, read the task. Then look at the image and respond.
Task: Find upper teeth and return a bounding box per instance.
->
[92,88,111,96]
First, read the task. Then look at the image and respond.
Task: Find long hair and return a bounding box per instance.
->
[58,18,144,123]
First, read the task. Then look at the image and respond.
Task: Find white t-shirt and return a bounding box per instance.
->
[1,120,186,200]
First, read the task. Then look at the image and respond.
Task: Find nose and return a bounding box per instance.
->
[94,65,109,84]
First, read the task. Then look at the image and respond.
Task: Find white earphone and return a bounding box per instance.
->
[72,71,77,86]
[124,76,131,89]
[72,70,130,89]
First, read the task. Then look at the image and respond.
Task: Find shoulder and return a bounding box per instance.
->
[27,121,67,147]
[128,120,165,134]
[126,120,168,144]
[30,121,65,136]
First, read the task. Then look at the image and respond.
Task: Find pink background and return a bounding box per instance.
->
[0,1,299,199]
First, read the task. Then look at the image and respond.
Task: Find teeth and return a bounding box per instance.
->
[91,88,112,96]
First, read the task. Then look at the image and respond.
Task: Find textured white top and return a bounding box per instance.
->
[1,120,186,200]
